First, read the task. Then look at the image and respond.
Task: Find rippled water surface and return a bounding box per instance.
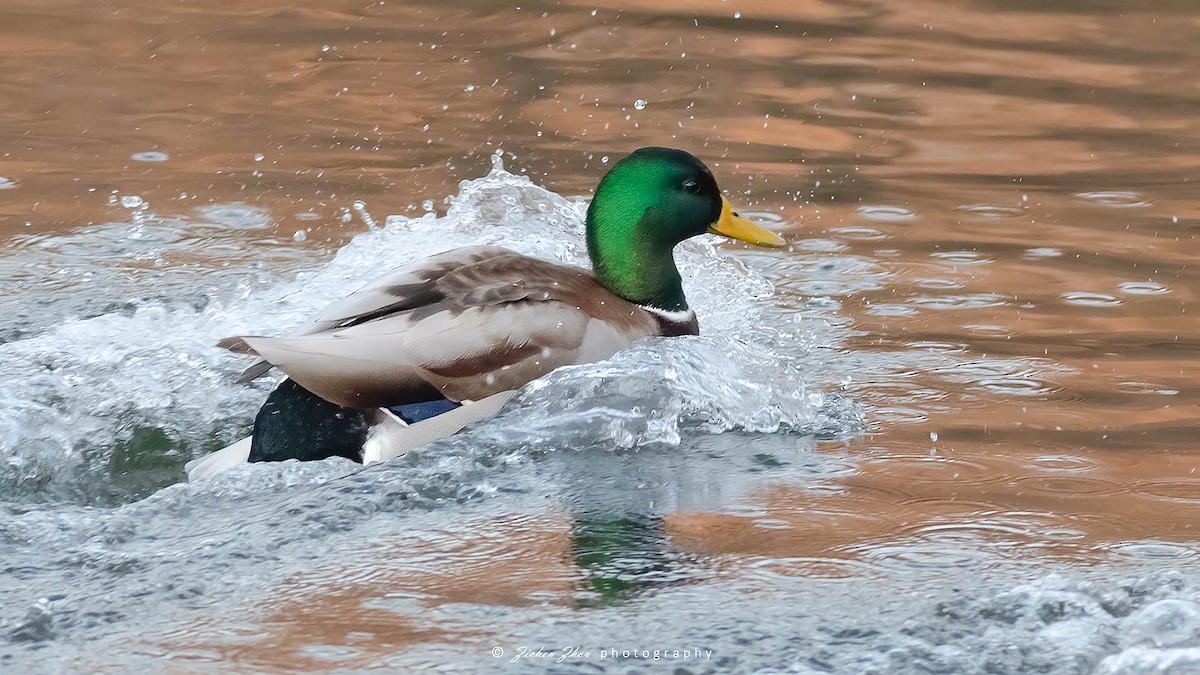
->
[2,0,1200,673]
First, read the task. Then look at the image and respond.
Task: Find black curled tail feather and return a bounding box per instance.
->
[248,378,378,463]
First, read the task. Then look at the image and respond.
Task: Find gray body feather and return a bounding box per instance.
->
[220,246,686,408]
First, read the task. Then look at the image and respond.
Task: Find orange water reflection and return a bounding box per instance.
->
[3,0,1200,667]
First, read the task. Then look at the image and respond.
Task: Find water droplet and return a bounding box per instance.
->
[131,151,169,162]
[1074,191,1151,208]
[976,376,1061,397]
[931,250,991,265]
[1117,381,1179,396]
[352,200,378,229]
[857,205,916,222]
[465,84,475,92]
[955,204,1023,219]
[120,195,144,209]
[866,304,918,317]
[910,294,1007,310]
[293,229,308,242]
[1118,281,1170,296]
[1023,247,1063,259]
[829,226,887,240]
[1108,541,1198,561]
[490,150,506,172]
[795,238,846,253]
[733,11,742,18]
[962,324,1011,336]
[913,277,964,290]
[422,199,435,212]
[906,341,964,355]
[633,99,647,110]
[1061,292,1122,307]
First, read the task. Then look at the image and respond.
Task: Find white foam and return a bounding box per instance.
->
[0,158,859,502]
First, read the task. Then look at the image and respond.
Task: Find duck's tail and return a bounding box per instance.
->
[362,390,516,465]
[184,437,252,481]
[216,336,275,383]
[183,390,517,481]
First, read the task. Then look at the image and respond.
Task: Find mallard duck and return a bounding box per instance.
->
[185,147,784,480]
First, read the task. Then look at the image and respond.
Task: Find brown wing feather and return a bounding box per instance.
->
[301,245,515,334]
[221,246,514,383]
[220,247,661,407]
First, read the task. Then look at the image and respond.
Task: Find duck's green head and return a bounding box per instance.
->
[586,147,784,312]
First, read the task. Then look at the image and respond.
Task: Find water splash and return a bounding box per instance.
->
[0,160,858,504]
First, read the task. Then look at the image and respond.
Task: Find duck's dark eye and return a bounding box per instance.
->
[682,179,701,194]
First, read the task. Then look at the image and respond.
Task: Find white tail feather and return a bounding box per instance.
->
[184,390,516,481]
[185,436,252,481]
[361,390,516,465]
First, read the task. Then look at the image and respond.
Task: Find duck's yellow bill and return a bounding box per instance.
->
[708,197,786,247]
